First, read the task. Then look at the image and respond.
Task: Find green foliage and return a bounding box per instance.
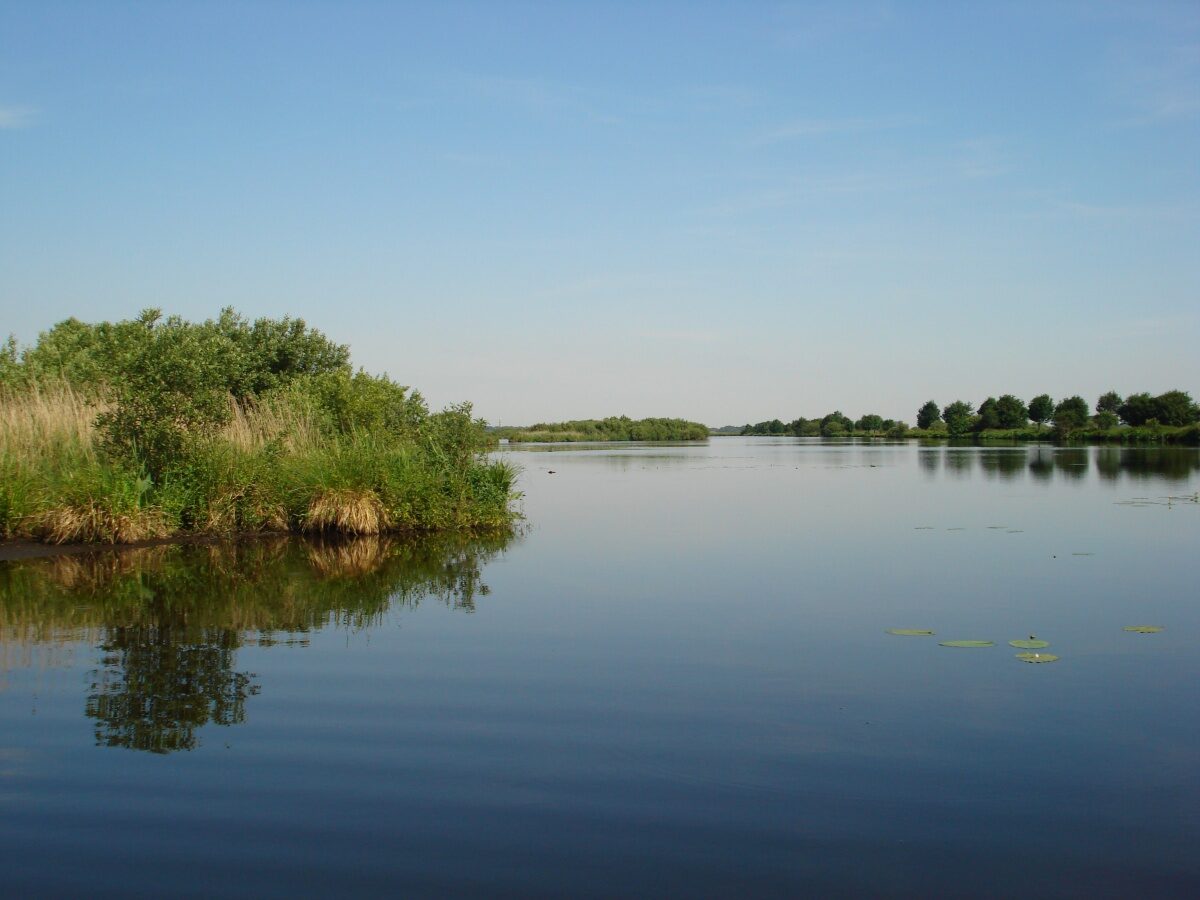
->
[855,413,884,432]
[917,400,941,430]
[995,394,1027,428]
[508,416,708,442]
[212,308,351,397]
[1,309,519,543]
[0,335,22,388]
[976,397,1001,431]
[1052,395,1091,435]
[820,411,854,437]
[96,311,242,475]
[1093,410,1119,429]
[1028,394,1054,426]
[941,400,975,436]
[1149,390,1199,426]
[1097,391,1122,415]
[272,370,427,438]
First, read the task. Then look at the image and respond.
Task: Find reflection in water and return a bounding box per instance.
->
[88,625,256,753]
[917,444,1199,483]
[1,533,513,753]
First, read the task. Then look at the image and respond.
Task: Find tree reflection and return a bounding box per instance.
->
[87,625,256,753]
[1,531,515,753]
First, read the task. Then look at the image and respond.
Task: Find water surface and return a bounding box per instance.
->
[2,439,1198,897]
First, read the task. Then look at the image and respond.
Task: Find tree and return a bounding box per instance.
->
[941,400,975,436]
[1151,390,1199,426]
[856,414,884,432]
[1118,392,1155,426]
[1028,394,1053,427]
[0,334,20,387]
[976,397,1001,430]
[1096,391,1122,415]
[916,400,941,430]
[995,394,1028,428]
[1052,395,1090,433]
[820,411,853,437]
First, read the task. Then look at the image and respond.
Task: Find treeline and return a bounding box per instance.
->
[738,389,1200,444]
[497,416,709,443]
[1,309,519,544]
[912,390,1199,440]
[741,412,910,438]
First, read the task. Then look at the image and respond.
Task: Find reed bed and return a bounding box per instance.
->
[1,384,519,544]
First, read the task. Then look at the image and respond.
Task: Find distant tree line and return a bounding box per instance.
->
[737,389,1198,443]
[741,412,910,438]
[914,390,1199,437]
[498,416,709,443]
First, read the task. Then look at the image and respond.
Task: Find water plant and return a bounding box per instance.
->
[939,640,995,648]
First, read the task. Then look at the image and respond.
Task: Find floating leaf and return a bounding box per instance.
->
[1072,552,1094,557]
[1009,639,1050,649]
[1015,652,1059,664]
[1123,625,1164,633]
[939,640,994,648]
[887,629,935,636]
[1006,530,1024,533]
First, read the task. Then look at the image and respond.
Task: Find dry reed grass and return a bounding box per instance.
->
[304,489,389,535]
[0,381,105,461]
[33,503,173,544]
[222,394,322,453]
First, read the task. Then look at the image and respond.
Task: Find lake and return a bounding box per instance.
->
[1,438,1198,898]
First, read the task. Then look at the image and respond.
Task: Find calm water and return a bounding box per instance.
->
[2,439,1198,898]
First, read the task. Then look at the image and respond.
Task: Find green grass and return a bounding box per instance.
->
[1,383,520,544]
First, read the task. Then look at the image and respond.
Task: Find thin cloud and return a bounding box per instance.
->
[0,106,34,129]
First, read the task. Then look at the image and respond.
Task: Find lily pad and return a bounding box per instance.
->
[887,629,935,636]
[1015,652,1060,663]
[939,640,994,648]
[1123,625,1164,633]
[1009,639,1050,649]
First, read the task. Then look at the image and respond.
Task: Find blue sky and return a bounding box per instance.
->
[2,1,1197,425]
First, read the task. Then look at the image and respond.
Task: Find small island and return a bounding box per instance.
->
[494,416,709,443]
[0,309,520,545]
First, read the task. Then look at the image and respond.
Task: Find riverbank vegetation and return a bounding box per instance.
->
[738,390,1199,444]
[0,310,519,544]
[496,416,709,442]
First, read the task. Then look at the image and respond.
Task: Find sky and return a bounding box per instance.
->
[1,1,1198,426]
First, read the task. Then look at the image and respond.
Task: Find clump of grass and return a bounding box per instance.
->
[33,502,171,544]
[305,489,390,535]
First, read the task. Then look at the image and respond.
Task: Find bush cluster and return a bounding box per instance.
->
[1,309,519,543]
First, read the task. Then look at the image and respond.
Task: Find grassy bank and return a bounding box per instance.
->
[1,311,520,544]
[496,416,709,443]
